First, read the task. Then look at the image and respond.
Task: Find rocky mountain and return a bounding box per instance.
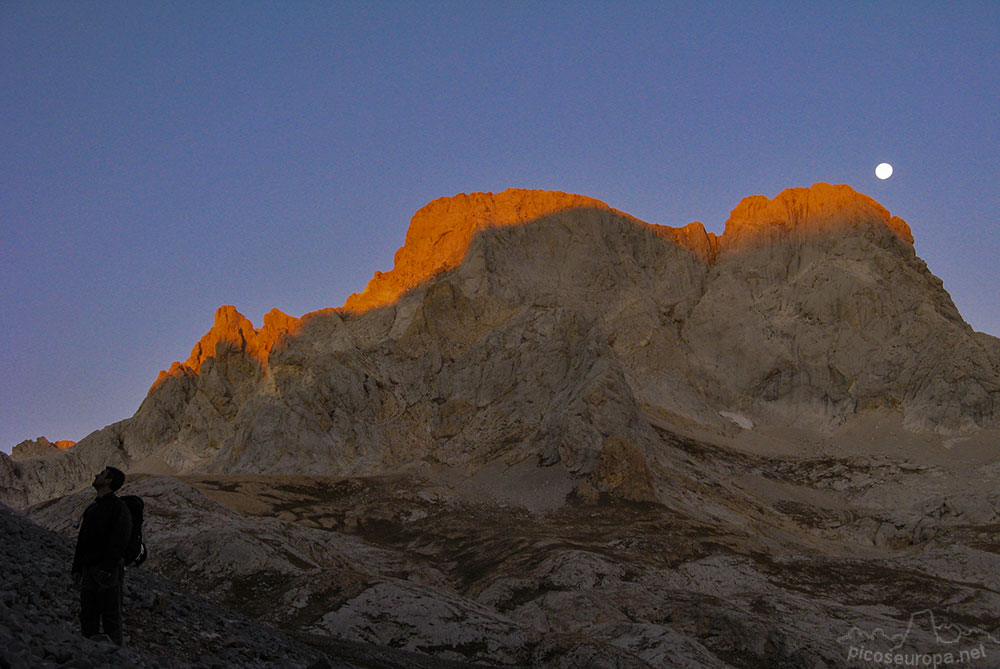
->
[5,183,997,506]
[11,437,75,460]
[3,183,999,667]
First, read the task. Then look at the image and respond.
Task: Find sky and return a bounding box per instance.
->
[2,2,998,454]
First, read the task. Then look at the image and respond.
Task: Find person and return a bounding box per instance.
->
[72,466,132,646]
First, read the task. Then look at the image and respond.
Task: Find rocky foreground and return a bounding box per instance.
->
[0,501,487,669]
[19,433,1000,668]
[0,502,318,668]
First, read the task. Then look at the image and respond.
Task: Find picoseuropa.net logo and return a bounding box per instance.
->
[838,610,999,667]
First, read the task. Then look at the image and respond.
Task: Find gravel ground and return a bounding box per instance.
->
[0,502,339,669]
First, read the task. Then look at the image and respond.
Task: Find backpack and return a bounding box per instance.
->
[119,495,148,567]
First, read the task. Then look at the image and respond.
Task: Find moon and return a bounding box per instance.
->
[875,162,893,180]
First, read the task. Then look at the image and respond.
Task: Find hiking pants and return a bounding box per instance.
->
[79,563,124,645]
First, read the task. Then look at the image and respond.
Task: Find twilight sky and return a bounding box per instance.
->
[2,2,998,453]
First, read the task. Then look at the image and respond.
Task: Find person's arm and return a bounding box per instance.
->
[72,536,83,574]
[71,507,89,576]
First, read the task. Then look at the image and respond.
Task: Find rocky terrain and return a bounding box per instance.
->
[3,183,999,666]
[0,499,327,668]
[1,499,501,668]
[16,440,1000,667]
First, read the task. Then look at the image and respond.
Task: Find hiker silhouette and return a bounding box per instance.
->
[71,466,131,646]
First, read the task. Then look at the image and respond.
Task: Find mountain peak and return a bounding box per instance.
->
[184,305,303,373]
[721,182,914,253]
[343,184,915,314]
[151,305,301,390]
[4,182,999,512]
[10,436,75,460]
[342,189,619,313]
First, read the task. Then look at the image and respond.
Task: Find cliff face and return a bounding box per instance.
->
[3,184,998,507]
[719,182,914,252]
[685,183,994,431]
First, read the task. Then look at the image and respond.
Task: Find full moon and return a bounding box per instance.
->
[875,162,893,179]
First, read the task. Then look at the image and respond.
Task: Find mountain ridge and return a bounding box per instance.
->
[343,183,915,313]
[3,183,998,509]
[150,182,927,395]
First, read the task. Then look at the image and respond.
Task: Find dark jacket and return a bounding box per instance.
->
[72,493,132,574]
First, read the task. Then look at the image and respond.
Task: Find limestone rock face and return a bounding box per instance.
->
[343,190,616,313]
[0,453,29,509]
[3,426,130,508]
[719,182,914,253]
[343,188,716,312]
[4,183,999,508]
[685,184,996,432]
[153,305,301,385]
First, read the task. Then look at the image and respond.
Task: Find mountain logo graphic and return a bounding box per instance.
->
[838,610,999,666]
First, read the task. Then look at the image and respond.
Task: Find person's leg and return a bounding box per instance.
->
[96,566,124,645]
[79,569,100,638]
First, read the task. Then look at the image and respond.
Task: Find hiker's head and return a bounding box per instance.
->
[93,466,126,493]
[106,467,126,491]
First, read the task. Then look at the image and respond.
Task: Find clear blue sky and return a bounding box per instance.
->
[2,2,998,453]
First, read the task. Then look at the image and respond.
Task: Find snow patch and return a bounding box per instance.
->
[719,411,754,430]
[943,436,970,450]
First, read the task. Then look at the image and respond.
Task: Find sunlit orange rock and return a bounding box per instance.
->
[343,189,623,313]
[342,184,912,314]
[150,306,301,391]
[720,182,913,254]
[653,220,719,264]
[10,436,75,460]
[150,360,197,392]
[186,305,301,373]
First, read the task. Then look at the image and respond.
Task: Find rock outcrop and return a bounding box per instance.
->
[152,305,302,388]
[23,452,1000,667]
[344,190,621,312]
[1,498,485,669]
[10,436,75,460]
[685,183,997,432]
[4,184,999,509]
[719,182,914,252]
